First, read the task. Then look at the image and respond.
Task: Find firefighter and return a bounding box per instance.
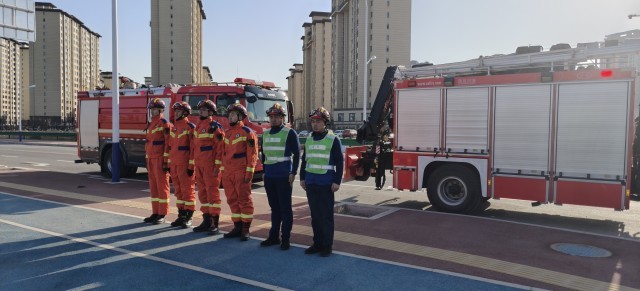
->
[222,103,258,241]
[192,100,225,234]
[259,103,300,250]
[300,107,343,257]
[143,98,171,225]
[374,134,390,190]
[168,102,197,228]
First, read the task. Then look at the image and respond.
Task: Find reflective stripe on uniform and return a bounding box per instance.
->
[210,203,222,208]
[232,136,247,144]
[151,127,164,134]
[307,164,336,170]
[176,199,185,205]
[246,167,255,173]
[231,213,241,218]
[268,156,292,162]
[184,201,196,206]
[307,153,330,159]
[240,213,253,219]
[263,146,286,151]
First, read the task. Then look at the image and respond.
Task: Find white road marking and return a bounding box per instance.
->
[22,162,49,167]
[0,218,291,290]
[56,160,74,163]
[0,155,18,158]
[2,148,76,155]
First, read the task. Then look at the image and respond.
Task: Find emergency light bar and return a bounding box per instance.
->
[234,78,257,86]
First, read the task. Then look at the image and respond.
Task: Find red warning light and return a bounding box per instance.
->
[600,69,613,78]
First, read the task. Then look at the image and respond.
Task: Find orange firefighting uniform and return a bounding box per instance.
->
[145,114,171,216]
[168,118,196,212]
[193,117,225,216]
[222,121,258,224]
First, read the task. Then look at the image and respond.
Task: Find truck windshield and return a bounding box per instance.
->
[242,87,288,122]
[246,97,289,122]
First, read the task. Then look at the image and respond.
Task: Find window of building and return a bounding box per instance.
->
[338,113,344,122]
[349,113,355,122]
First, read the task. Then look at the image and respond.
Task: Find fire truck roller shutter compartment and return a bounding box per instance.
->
[79,100,100,150]
[445,87,490,154]
[492,84,552,203]
[395,88,441,152]
[554,81,631,209]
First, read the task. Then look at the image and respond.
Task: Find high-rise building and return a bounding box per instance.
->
[0,0,35,128]
[151,0,205,86]
[301,12,332,122]
[286,63,304,130]
[331,0,411,129]
[30,2,100,128]
[0,38,27,127]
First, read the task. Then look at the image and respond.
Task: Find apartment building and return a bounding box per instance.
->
[301,11,332,124]
[151,0,206,86]
[331,0,411,129]
[286,63,304,130]
[29,2,100,128]
[0,38,25,127]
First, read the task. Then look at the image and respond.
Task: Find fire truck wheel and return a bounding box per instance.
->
[426,164,481,214]
[101,148,135,178]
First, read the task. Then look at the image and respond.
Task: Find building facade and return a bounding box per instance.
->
[331,0,411,129]
[286,63,304,130]
[0,0,36,42]
[29,2,100,129]
[301,12,332,127]
[151,0,205,86]
[0,38,27,128]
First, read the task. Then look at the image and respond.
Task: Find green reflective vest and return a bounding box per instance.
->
[263,127,292,165]
[305,133,336,174]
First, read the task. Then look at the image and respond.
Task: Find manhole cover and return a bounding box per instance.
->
[550,243,612,258]
[334,203,389,219]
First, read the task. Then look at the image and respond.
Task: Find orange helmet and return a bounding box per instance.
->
[266,103,286,116]
[172,101,191,114]
[147,98,166,109]
[197,100,217,114]
[309,107,330,123]
[227,103,248,119]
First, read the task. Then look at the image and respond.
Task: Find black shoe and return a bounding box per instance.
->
[208,215,220,235]
[152,215,166,225]
[224,221,243,238]
[193,214,212,232]
[375,187,381,190]
[260,237,280,247]
[182,218,192,228]
[304,245,321,255]
[280,239,290,250]
[320,247,332,257]
[143,214,158,223]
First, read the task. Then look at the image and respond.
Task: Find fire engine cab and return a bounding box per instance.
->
[75,78,293,179]
[349,41,640,214]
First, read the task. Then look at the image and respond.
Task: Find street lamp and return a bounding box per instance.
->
[362,0,374,122]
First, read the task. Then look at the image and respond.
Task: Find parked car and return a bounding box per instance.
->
[334,129,344,138]
[298,130,309,138]
[342,129,357,139]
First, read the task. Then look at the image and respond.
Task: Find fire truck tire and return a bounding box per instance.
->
[426,164,481,214]
[101,148,135,178]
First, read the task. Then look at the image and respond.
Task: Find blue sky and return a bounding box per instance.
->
[46,0,639,89]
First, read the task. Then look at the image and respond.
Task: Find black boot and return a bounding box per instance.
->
[170,210,185,227]
[193,214,212,232]
[143,214,158,223]
[152,215,165,225]
[260,237,280,247]
[182,210,194,228]
[208,215,220,235]
[240,221,251,241]
[280,238,290,250]
[223,221,242,238]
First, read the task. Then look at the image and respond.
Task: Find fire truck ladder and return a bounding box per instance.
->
[400,41,640,79]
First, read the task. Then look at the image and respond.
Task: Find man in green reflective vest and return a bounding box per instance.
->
[259,103,300,250]
[300,107,343,257]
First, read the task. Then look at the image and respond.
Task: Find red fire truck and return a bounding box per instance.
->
[347,41,640,214]
[75,78,293,179]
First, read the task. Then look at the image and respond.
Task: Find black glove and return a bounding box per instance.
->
[187,169,194,177]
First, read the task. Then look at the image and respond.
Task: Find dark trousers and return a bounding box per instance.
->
[306,184,335,248]
[264,177,293,239]
[375,165,386,188]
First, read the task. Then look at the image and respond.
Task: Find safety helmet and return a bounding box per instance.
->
[266,103,286,116]
[227,103,248,119]
[147,98,166,109]
[309,107,331,123]
[197,100,217,114]
[172,101,192,115]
